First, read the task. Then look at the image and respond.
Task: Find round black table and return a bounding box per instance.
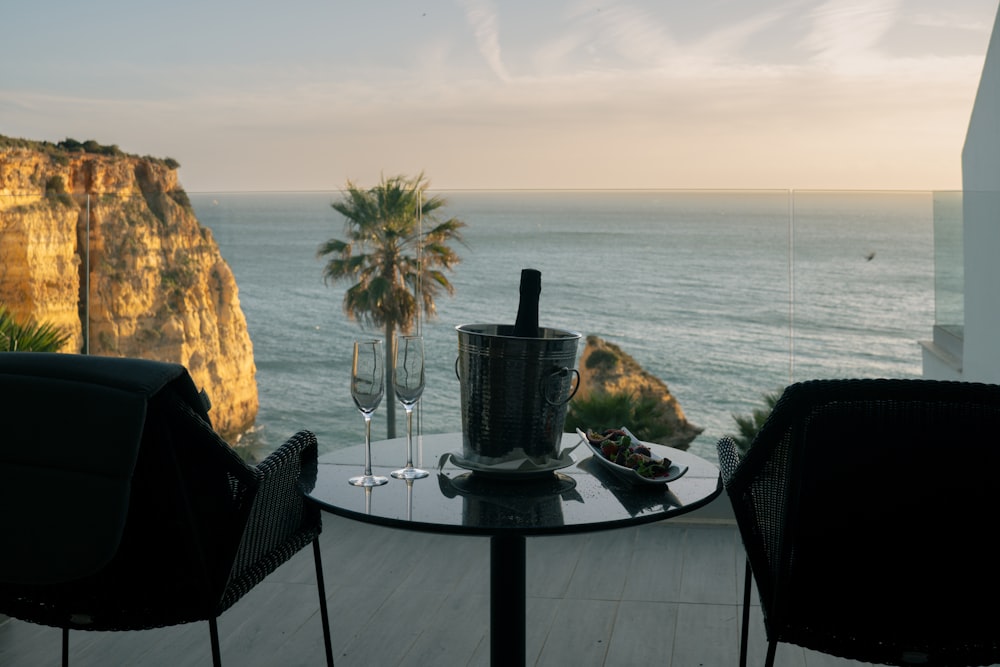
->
[303,432,722,667]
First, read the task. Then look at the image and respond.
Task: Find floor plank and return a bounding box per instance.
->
[672,602,741,667]
[622,522,687,603]
[562,529,637,601]
[535,598,617,667]
[605,600,679,666]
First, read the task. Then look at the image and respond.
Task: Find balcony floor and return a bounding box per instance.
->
[0,509,949,667]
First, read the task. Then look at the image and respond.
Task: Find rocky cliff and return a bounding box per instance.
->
[575,335,703,449]
[0,139,257,440]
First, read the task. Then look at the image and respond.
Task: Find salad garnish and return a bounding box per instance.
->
[585,428,673,479]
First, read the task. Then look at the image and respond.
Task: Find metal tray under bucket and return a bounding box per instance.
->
[456,324,581,465]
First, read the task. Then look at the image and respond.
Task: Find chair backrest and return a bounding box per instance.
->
[0,352,256,629]
[725,378,1000,666]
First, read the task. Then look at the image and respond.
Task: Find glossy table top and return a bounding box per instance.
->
[304,432,723,537]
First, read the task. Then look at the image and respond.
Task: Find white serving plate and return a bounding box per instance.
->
[576,428,688,485]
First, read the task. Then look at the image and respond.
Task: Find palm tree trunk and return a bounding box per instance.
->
[385,321,397,439]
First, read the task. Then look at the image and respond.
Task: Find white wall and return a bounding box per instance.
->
[961,7,1000,384]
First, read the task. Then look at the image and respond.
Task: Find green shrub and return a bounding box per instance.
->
[585,348,619,369]
[58,138,84,152]
[43,175,74,206]
[169,188,191,209]
[45,175,66,194]
[565,390,673,444]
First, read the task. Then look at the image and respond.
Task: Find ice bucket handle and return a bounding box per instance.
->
[454,359,580,406]
[542,367,580,406]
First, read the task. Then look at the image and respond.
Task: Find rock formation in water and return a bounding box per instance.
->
[0,137,257,440]
[575,335,703,449]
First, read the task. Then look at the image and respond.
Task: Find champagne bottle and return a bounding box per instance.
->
[513,268,541,337]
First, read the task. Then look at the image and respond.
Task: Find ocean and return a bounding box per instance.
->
[190,190,937,465]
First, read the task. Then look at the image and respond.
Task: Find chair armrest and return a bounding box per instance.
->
[255,429,319,485]
[245,430,320,554]
[223,430,321,607]
[716,436,743,488]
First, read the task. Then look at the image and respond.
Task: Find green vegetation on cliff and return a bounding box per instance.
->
[565,390,676,444]
[0,133,180,170]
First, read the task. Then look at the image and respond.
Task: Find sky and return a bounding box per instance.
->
[2,0,998,192]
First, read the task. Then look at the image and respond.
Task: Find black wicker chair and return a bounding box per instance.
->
[718,378,1000,667]
[0,353,334,666]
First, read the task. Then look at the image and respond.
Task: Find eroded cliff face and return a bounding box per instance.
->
[0,147,257,440]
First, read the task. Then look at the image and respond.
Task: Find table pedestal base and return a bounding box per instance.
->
[490,534,526,667]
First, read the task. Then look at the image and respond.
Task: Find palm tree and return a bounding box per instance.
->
[0,304,71,352]
[728,390,781,455]
[318,173,466,438]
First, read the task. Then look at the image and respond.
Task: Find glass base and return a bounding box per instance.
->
[390,466,429,480]
[348,474,389,487]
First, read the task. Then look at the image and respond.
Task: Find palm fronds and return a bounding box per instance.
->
[728,391,781,455]
[0,304,71,352]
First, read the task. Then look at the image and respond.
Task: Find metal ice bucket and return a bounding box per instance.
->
[455,323,581,465]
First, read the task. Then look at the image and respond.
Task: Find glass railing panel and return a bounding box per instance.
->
[788,190,935,382]
[1,189,944,465]
[932,190,964,332]
[190,191,351,457]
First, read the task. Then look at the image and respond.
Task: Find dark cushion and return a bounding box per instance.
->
[0,353,198,585]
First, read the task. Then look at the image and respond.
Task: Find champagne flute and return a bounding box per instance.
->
[349,339,388,487]
[390,335,429,479]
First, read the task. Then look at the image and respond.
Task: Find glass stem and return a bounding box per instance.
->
[405,405,415,467]
[363,413,373,476]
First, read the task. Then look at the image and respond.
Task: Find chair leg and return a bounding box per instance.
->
[209,617,222,667]
[740,560,751,667]
[62,627,69,667]
[313,537,335,667]
[765,638,778,667]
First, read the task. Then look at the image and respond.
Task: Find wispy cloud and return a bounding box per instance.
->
[802,0,903,70]
[578,4,677,67]
[910,10,996,33]
[457,0,511,82]
[688,7,795,65]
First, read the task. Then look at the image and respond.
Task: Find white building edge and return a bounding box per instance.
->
[922,7,1000,384]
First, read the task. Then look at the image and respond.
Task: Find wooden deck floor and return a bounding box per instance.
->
[0,509,895,666]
